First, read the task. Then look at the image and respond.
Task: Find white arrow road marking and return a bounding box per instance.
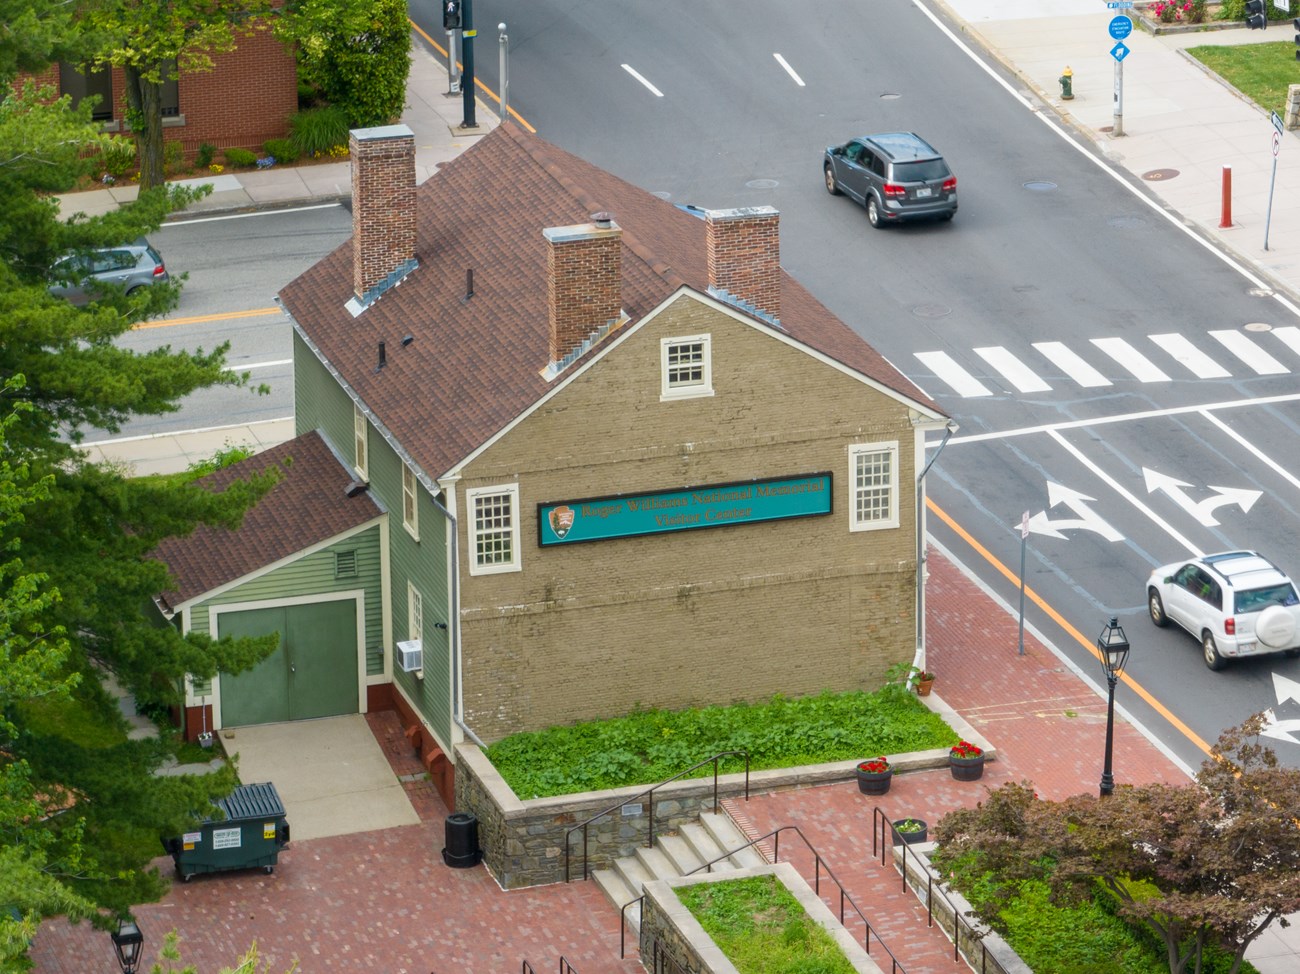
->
[1261,708,1300,745]
[1260,674,1300,744]
[1142,469,1262,526]
[1025,482,1124,541]
[1273,671,1300,705]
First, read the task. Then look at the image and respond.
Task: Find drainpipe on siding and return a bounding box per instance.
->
[429,494,487,750]
[914,421,958,679]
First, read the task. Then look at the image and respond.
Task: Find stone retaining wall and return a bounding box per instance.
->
[450,689,993,889]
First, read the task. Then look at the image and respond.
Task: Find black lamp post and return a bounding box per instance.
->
[110,918,143,974]
[1097,616,1131,798]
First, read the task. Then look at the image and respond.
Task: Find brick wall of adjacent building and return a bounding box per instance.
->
[25,28,296,161]
[455,293,921,742]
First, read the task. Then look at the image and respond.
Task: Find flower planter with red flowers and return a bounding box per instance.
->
[855,757,893,795]
[949,740,985,781]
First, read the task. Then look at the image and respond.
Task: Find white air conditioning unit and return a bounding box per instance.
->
[396,639,423,674]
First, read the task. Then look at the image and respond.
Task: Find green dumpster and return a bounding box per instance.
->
[163,781,290,882]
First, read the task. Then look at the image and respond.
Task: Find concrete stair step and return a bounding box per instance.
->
[700,811,765,869]
[635,845,678,882]
[658,833,703,875]
[592,866,638,911]
[613,853,654,894]
[680,822,734,872]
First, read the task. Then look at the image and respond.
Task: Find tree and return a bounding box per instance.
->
[0,81,280,957]
[79,0,272,189]
[0,0,82,84]
[275,0,410,127]
[932,716,1300,974]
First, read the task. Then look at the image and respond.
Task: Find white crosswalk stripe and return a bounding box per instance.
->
[1148,334,1231,379]
[916,327,1300,398]
[1091,337,1171,382]
[1210,330,1287,374]
[913,351,991,397]
[1032,342,1112,387]
[974,347,1051,393]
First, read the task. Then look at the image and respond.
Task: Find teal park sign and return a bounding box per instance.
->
[538,473,833,546]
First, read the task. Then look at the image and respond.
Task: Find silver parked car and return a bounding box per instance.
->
[48,238,169,304]
[823,133,957,229]
[1147,550,1300,670]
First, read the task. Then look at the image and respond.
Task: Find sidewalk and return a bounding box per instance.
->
[56,10,1300,974]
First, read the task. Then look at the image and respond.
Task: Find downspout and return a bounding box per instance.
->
[914,421,958,677]
[429,493,487,750]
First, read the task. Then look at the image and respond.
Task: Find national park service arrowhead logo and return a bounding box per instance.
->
[549,505,575,540]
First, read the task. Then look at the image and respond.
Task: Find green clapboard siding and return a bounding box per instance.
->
[188,525,384,676]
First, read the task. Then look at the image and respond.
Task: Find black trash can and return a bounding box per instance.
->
[442,812,481,867]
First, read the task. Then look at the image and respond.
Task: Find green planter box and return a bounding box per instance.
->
[163,782,290,882]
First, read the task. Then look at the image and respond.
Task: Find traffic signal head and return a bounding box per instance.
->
[443,0,462,30]
[1245,0,1267,29]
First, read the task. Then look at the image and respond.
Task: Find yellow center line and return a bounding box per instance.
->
[131,307,281,330]
[926,495,1214,759]
[408,19,537,133]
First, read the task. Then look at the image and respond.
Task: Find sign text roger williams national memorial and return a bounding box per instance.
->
[537,473,832,546]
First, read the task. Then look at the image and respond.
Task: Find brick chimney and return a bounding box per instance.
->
[543,213,622,364]
[349,125,417,302]
[704,206,780,323]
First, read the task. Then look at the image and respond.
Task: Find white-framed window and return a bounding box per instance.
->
[402,464,419,540]
[660,335,713,401]
[353,403,368,479]
[467,483,521,575]
[408,582,423,642]
[849,442,899,532]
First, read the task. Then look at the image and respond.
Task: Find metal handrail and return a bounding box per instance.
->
[871,807,1004,974]
[618,824,908,974]
[563,750,750,882]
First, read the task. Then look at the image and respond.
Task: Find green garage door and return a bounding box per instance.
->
[218,600,359,727]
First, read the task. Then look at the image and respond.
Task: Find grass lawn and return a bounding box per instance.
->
[1186,42,1300,116]
[485,686,958,799]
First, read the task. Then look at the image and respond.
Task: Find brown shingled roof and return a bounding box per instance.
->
[278,123,944,481]
[153,431,382,608]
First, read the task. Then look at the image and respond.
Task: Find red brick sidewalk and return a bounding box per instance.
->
[30,549,1191,974]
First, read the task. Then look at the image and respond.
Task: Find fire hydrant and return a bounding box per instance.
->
[1060,67,1074,101]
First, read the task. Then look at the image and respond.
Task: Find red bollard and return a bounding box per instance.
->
[1220,165,1232,229]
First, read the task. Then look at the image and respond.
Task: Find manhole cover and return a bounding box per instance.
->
[912,304,952,319]
[1142,168,1180,181]
[1023,181,1057,192]
[1107,215,1148,229]
[652,191,672,200]
[1244,322,1273,332]
[745,179,778,190]
[880,92,901,100]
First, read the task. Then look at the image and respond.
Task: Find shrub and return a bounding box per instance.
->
[262,138,299,164]
[195,142,217,168]
[100,139,136,178]
[223,147,257,168]
[288,105,350,157]
[163,139,184,173]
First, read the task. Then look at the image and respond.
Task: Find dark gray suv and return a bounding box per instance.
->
[823,133,957,228]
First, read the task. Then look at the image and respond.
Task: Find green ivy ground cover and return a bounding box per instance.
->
[676,874,857,974]
[485,687,958,799]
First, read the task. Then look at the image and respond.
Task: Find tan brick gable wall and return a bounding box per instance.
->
[454,294,919,742]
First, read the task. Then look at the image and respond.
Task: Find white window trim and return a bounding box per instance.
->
[467,483,522,576]
[848,441,900,532]
[353,403,368,479]
[660,334,714,401]
[407,582,423,642]
[402,464,419,540]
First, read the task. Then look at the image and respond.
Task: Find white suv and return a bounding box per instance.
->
[1147,551,1300,670]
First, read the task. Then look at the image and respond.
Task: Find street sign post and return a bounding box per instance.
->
[1110,39,1129,136]
[1109,15,1133,38]
[1266,118,1283,250]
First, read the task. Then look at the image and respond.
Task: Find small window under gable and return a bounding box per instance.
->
[468,483,521,575]
[660,334,713,401]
